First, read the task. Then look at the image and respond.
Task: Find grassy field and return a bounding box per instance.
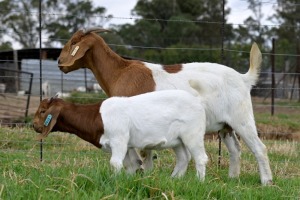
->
[0,126,299,199]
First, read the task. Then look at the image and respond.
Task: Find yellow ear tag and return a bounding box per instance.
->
[71,46,79,56]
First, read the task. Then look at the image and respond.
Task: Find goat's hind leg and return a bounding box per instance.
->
[219,128,241,178]
[141,150,154,171]
[230,120,273,185]
[123,149,143,174]
[171,144,191,177]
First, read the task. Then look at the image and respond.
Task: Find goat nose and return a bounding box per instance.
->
[58,59,61,64]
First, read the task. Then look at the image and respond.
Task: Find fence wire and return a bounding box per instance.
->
[0,1,299,166]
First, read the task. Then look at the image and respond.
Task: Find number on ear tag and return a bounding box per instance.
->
[71,46,79,56]
[44,114,52,126]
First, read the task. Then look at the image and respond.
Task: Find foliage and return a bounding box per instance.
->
[270,0,300,72]
[45,0,111,47]
[115,0,231,65]
[0,0,40,48]
[233,0,269,47]
[0,41,13,51]
[131,0,229,47]
[0,0,110,48]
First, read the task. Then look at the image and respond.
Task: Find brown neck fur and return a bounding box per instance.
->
[52,101,104,148]
[84,33,156,97]
[84,33,130,96]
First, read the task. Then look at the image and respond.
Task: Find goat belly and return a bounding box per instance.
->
[128,134,183,150]
[127,119,185,149]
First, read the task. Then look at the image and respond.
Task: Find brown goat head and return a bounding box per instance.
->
[33,96,63,140]
[58,27,110,73]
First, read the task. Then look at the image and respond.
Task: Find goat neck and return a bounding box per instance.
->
[54,102,104,148]
[85,33,132,96]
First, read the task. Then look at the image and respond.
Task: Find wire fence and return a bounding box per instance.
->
[0,129,299,168]
[0,1,299,166]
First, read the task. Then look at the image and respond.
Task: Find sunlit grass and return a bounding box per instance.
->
[255,113,300,130]
[0,127,299,199]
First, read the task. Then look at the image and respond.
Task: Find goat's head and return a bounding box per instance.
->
[33,95,63,140]
[58,27,110,73]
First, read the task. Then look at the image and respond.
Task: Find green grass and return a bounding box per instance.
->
[253,98,300,131]
[65,91,107,104]
[255,113,300,130]
[0,127,299,199]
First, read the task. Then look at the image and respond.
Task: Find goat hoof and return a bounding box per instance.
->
[264,180,274,186]
[137,159,143,165]
[136,168,144,174]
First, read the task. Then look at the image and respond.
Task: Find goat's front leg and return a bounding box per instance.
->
[110,142,128,173]
[171,144,191,177]
[180,125,207,181]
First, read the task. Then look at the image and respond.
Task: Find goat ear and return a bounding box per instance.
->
[62,43,90,67]
[36,106,61,140]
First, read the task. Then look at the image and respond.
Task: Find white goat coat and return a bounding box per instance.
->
[100,90,205,149]
[144,62,254,132]
[99,90,207,179]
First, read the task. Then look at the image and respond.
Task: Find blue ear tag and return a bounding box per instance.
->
[44,114,52,126]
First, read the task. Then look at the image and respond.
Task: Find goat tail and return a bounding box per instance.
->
[244,42,262,88]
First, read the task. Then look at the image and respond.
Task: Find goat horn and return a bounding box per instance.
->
[47,94,59,103]
[82,27,111,35]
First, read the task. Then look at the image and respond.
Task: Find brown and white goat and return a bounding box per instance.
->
[57,28,273,185]
[32,96,143,174]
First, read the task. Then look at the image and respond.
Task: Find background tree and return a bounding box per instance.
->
[0,0,109,48]
[234,0,269,46]
[117,0,231,64]
[0,0,40,48]
[270,0,300,100]
[45,0,111,47]
[0,1,13,50]
[227,0,272,73]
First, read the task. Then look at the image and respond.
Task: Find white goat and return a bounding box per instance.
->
[100,89,207,180]
[33,95,143,174]
[0,83,6,93]
[55,91,71,98]
[93,83,102,93]
[76,86,86,92]
[42,81,51,97]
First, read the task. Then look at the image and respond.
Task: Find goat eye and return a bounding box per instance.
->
[71,41,76,45]
[40,110,46,114]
